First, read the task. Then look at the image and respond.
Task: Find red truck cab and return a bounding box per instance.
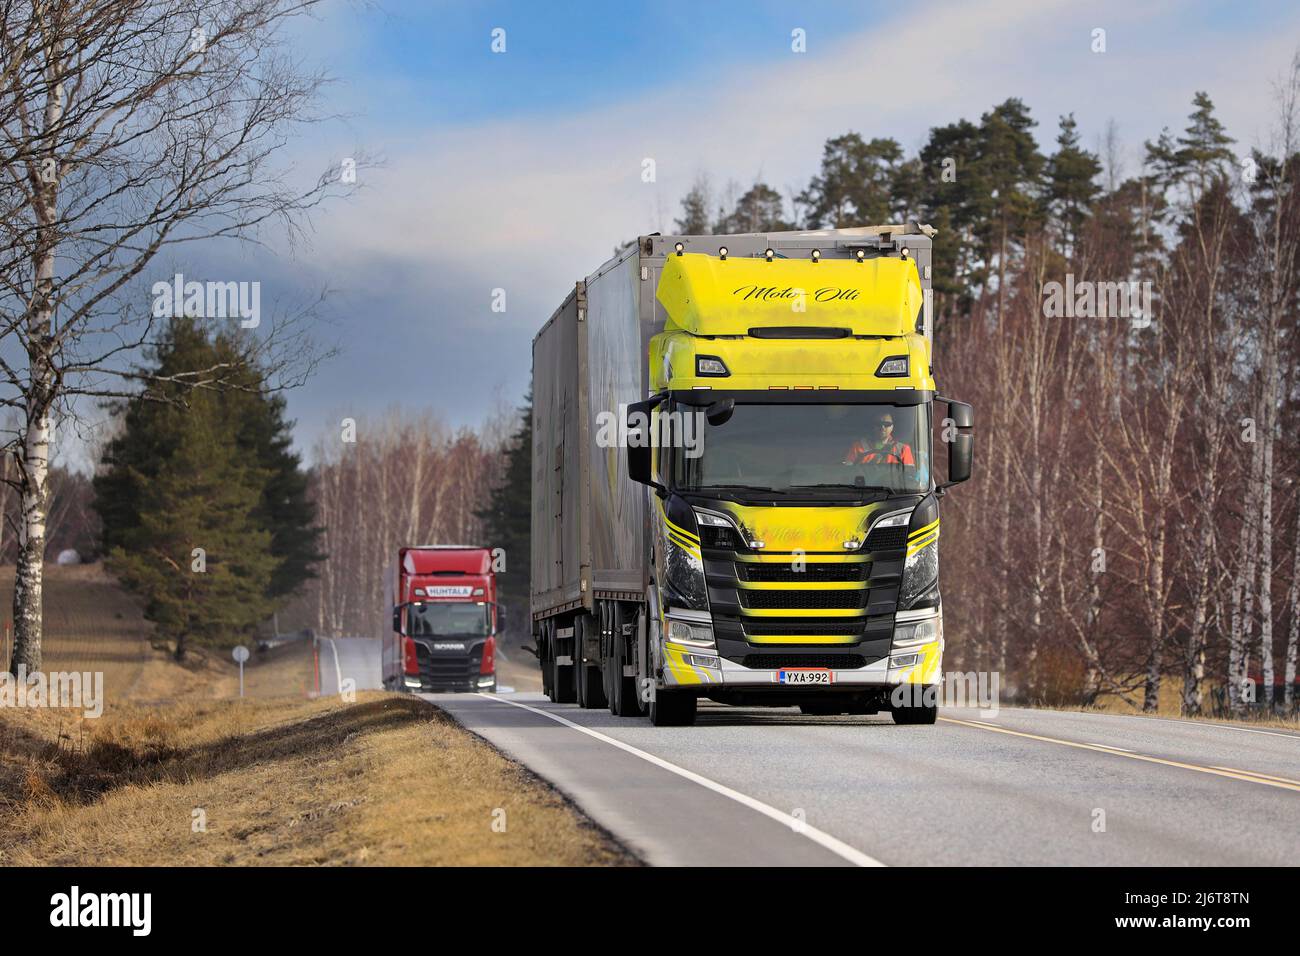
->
[384,546,502,693]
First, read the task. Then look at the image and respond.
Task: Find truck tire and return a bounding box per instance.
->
[609,609,640,717]
[549,621,576,704]
[575,614,606,709]
[891,698,938,725]
[649,688,697,726]
[552,657,576,703]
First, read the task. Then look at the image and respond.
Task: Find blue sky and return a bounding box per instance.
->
[61,0,1300,468]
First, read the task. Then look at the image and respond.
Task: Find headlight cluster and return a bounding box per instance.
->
[667,620,714,646]
[893,616,941,648]
[899,537,939,609]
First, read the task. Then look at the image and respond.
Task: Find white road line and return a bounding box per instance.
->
[323,637,343,695]
[941,716,1300,792]
[476,694,885,867]
[1013,707,1300,740]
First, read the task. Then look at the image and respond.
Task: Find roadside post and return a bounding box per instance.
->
[233,645,250,697]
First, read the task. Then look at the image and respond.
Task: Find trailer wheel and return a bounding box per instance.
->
[548,620,576,704]
[539,623,553,699]
[575,614,607,709]
[648,689,697,726]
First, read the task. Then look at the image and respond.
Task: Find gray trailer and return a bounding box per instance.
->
[532,223,969,726]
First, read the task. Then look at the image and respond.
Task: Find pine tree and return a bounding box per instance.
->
[1046,114,1102,253]
[108,396,280,659]
[95,317,321,651]
[675,175,713,233]
[798,133,903,227]
[715,182,790,233]
[475,392,532,637]
[97,318,322,593]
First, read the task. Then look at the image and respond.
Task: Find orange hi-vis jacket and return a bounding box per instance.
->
[845,440,915,466]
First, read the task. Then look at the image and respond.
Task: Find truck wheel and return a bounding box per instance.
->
[539,626,554,699]
[891,697,938,725]
[610,612,640,717]
[552,657,576,703]
[575,615,607,709]
[648,689,697,726]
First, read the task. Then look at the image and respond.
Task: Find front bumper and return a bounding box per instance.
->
[660,607,943,691]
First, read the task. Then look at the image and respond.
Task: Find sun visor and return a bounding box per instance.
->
[656,252,922,337]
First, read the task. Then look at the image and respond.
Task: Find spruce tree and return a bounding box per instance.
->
[476,392,532,637]
[95,317,321,651]
[108,396,280,659]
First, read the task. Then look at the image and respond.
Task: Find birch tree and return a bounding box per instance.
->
[0,0,350,673]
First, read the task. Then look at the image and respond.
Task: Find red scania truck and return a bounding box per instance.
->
[383,546,503,693]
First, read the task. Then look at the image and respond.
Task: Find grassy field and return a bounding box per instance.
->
[0,564,636,866]
[0,693,635,866]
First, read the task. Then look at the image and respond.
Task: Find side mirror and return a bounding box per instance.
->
[626,394,667,493]
[391,605,402,634]
[948,432,973,484]
[496,603,507,633]
[706,398,735,426]
[937,397,974,488]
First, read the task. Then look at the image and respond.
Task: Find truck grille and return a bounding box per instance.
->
[742,620,866,638]
[740,653,868,669]
[738,562,867,582]
[864,526,908,551]
[416,645,482,688]
[739,589,866,610]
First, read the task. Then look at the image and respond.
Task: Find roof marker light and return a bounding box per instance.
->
[719,246,728,260]
[901,248,910,259]
[855,249,866,262]
[765,248,774,262]
[811,249,821,263]
[674,242,685,256]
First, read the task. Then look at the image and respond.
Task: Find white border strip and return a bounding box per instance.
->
[477,694,885,867]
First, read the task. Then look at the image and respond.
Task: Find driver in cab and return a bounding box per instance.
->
[843,410,914,466]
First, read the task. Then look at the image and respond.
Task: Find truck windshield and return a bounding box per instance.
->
[407,602,489,637]
[673,402,931,496]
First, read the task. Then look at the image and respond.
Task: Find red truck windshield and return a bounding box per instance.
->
[407,602,489,637]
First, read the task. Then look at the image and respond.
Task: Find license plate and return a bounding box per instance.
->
[777,668,834,685]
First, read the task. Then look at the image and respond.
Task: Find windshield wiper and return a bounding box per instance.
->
[684,484,791,500]
[791,483,898,494]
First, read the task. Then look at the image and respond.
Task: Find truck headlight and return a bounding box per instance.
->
[899,537,938,609]
[893,616,940,648]
[664,534,708,610]
[667,620,715,647]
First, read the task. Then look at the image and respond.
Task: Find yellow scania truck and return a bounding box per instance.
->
[531,224,973,725]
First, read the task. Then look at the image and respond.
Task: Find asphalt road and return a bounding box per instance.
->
[316,639,1298,866]
[429,694,1300,866]
[317,637,383,694]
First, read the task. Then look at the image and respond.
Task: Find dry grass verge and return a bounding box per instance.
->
[0,692,636,866]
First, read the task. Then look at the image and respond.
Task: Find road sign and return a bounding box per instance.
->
[232,645,250,697]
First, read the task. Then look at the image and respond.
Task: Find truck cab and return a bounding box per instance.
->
[385,546,501,693]
[625,247,972,723]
